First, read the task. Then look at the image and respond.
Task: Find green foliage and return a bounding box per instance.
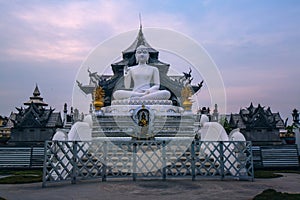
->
[0,169,42,175]
[223,117,232,134]
[286,124,298,133]
[219,116,232,133]
[253,189,300,200]
[254,170,300,178]
[254,170,282,178]
[219,116,226,126]
[0,169,42,184]
[12,170,42,176]
[0,175,42,184]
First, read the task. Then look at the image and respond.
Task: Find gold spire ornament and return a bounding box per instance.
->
[93,86,105,111]
[181,86,193,111]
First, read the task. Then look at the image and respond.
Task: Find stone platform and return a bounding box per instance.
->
[93,113,195,139]
[94,100,195,139]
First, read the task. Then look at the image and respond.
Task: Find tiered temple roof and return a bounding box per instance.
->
[13,85,61,129]
[112,26,170,75]
[229,103,285,145]
[24,84,48,107]
[229,103,284,130]
[9,85,63,143]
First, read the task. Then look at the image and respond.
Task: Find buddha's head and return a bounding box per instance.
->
[135,45,149,64]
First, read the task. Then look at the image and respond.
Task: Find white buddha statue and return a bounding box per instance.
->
[113,45,171,100]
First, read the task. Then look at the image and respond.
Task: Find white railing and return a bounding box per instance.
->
[42,140,254,187]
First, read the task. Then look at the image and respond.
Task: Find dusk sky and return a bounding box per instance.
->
[0,1,299,123]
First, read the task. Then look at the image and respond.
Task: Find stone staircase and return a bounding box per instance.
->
[92,113,196,138]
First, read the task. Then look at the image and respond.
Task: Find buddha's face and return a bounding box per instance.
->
[135,46,149,63]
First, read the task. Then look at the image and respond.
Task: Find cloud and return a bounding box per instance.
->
[5,39,89,62]
[0,0,299,122]
[1,2,110,62]
[0,1,132,62]
[0,0,192,116]
[15,1,133,31]
[0,1,190,64]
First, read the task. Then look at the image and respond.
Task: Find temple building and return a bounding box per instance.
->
[9,85,63,144]
[229,103,285,145]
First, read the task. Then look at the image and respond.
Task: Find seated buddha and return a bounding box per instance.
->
[113,45,171,100]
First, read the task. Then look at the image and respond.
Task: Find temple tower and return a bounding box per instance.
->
[9,84,63,144]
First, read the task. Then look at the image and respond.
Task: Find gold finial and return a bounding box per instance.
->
[181,86,193,111]
[93,86,105,111]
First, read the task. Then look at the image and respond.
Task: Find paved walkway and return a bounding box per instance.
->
[0,173,300,200]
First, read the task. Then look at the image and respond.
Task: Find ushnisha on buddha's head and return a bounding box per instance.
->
[135,45,149,64]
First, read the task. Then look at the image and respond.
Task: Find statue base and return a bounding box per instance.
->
[102,100,184,114]
[92,99,195,140]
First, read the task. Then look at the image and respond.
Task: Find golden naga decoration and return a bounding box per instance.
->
[181,86,193,111]
[93,86,105,111]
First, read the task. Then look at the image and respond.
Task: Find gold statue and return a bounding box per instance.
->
[138,112,148,127]
[181,86,193,111]
[93,86,105,111]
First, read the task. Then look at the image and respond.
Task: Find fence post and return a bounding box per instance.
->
[42,141,49,188]
[249,142,254,181]
[102,141,107,182]
[162,141,166,181]
[191,140,196,181]
[219,141,225,180]
[132,142,137,181]
[71,141,78,184]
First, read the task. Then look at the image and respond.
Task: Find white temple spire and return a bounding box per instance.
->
[139,13,142,29]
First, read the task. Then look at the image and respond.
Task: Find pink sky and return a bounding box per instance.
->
[0,1,299,123]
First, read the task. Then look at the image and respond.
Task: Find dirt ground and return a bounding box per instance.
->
[0,173,300,200]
